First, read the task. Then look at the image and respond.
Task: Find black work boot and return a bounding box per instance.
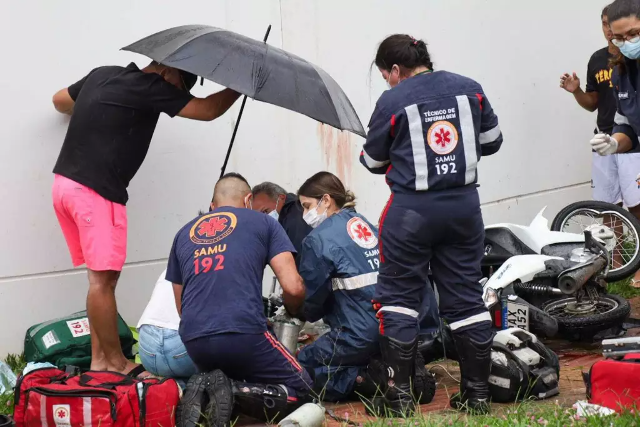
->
[449,334,493,414]
[368,335,418,417]
[413,351,436,405]
[204,370,234,427]
[176,373,210,427]
[354,353,435,405]
[352,357,386,399]
[231,381,301,423]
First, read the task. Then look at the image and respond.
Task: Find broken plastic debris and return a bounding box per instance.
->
[573,400,616,417]
[0,362,17,394]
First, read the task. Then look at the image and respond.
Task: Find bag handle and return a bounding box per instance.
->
[79,374,135,389]
[623,353,640,362]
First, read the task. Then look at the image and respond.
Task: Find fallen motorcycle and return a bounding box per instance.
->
[481,207,631,340]
[551,201,640,283]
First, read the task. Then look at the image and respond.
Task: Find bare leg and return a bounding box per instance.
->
[90,328,107,371]
[87,269,138,373]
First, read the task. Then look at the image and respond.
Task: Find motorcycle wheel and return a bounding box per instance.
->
[541,294,630,335]
[551,201,640,282]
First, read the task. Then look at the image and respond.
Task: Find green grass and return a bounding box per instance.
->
[608,278,640,300]
[360,400,640,426]
[0,353,25,416]
[3,353,26,376]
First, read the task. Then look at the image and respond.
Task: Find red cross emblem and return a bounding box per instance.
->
[354,224,372,242]
[198,217,228,237]
[347,218,378,249]
[56,409,68,419]
[427,121,459,155]
[435,128,451,147]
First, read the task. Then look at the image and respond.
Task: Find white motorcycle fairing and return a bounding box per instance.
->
[485,207,584,254]
[482,254,563,299]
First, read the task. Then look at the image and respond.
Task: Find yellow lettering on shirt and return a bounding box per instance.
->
[594,68,614,87]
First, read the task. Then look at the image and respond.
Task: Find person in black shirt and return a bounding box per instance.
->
[560,5,623,206]
[51,61,241,377]
[560,5,640,285]
[250,182,312,266]
[560,5,617,136]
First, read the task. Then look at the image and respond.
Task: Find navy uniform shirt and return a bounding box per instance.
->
[166,207,295,342]
[299,209,379,342]
[612,58,640,152]
[360,71,503,193]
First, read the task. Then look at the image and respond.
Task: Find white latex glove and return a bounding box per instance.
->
[590,133,618,156]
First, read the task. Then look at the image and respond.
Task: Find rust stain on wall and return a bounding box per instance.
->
[316,124,354,187]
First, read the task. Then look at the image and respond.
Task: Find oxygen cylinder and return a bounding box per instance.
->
[277,403,325,427]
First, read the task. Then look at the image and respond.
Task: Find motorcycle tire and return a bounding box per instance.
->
[551,201,640,282]
[541,294,630,335]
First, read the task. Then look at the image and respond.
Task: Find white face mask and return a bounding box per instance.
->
[244,194,253,210]
[268,199,280,221]
[303,197,328,229]
[386,65,400,89]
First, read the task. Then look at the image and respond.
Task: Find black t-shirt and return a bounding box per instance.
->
[53,63,194,205]
[586,47,616,135]
[278,193,312,266]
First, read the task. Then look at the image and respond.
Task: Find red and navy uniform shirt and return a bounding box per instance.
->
[612,58,640,152]
[166,207,295,342]
[360,70,503,193]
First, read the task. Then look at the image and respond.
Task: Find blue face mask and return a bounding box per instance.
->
[620,37,640,59]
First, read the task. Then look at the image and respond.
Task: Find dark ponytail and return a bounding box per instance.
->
[374,34,433,73]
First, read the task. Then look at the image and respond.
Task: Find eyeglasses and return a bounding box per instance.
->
[612,33,640,47]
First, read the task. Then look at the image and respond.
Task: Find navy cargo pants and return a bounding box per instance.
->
[374,186,492,343]
[184,331,312,399]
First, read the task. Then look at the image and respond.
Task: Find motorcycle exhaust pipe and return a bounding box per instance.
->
[558,257,607,295]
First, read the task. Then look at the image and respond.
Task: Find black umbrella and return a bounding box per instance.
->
[122,24,366,177]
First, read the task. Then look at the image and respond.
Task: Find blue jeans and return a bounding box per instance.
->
[138,325,197,387]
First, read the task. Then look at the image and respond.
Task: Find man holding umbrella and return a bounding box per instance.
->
[51,60,240,377]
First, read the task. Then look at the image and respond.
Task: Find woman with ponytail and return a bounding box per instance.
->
[359,34,505,416]
[295,171,432,402]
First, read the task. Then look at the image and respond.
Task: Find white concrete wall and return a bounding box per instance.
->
[0,0,606,353]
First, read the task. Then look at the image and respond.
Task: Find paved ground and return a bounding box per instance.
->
[236,296,640,426]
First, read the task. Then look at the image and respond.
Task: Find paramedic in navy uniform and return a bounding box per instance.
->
[592,1,640,205]
[360,34,503,416]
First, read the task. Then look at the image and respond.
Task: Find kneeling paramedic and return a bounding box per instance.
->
[168,173,312,425]
[296,172,382,402]
[361,35,504,415]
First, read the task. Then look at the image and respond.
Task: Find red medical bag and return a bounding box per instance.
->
[585,353,640,412]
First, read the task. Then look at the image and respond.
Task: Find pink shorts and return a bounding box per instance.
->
[52,174,127,271]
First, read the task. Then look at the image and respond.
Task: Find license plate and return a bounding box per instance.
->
[502,302,529,331]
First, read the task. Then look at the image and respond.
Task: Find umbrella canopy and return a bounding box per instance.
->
[122,25,366,137]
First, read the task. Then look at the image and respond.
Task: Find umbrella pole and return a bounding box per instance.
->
[219,24,272,179]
